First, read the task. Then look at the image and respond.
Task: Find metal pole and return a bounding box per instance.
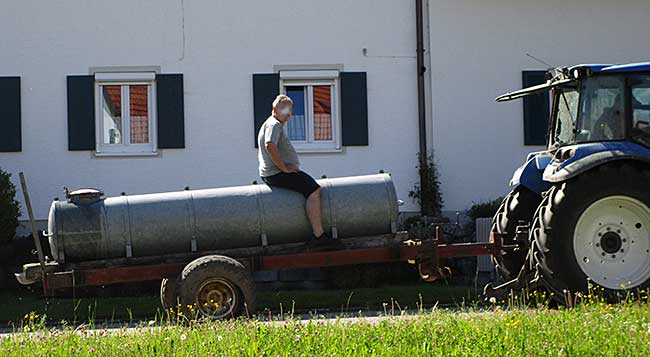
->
[415,0,429,216]
[19,172,47,273]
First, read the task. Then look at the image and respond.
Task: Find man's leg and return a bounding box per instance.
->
[263,172,326,239]
[305,188,325,237]
[305,188,324,237]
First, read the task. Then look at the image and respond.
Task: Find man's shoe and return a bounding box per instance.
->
[307,232,346,250]
[316,232,331,240]
[307,233,328,245]
[305,232,335,250]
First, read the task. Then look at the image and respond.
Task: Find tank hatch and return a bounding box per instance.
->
[65,188,104,205]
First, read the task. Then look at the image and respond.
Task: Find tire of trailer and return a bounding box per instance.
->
[160,276,179,311]
[532,162,650,301]
[177,255,256,319]
[492,185,541,280]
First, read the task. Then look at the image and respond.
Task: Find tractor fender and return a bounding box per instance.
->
[543,142,650,183]
[510,151,553,194]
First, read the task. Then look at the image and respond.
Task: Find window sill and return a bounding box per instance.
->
[93,151,159,158]
[295,147,343,154]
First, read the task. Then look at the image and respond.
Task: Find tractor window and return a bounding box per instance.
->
[576,76,626,142]
[630,76,650,147]
[553,86,579,146]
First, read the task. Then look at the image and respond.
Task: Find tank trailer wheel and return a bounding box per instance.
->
[532,163,650,302]
[177,255,256,319]
[160,276,180,311]
[492,186,541,280]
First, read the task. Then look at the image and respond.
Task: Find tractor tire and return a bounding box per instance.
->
[160,276,179,311]
[492,186,542,280]
[531,162,650,301]
[177,255,256,319]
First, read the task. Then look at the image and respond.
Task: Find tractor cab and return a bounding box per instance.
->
[549,65,650,149]
[499,63,650,151]
[497,63,650,196]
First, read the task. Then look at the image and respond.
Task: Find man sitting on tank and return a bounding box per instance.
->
[258,94,332,245]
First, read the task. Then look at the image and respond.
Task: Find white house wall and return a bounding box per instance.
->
[0,0,422,221]
[429,0,650,212]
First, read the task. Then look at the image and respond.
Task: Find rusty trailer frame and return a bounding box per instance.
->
[20,227,501,294]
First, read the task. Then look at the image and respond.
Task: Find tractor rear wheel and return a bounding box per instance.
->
[531,163,650,301]
[492,186,541,280]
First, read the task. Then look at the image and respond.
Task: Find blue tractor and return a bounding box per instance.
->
[492,63,650,299]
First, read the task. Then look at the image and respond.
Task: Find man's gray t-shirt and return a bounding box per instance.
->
[258,116,300,177]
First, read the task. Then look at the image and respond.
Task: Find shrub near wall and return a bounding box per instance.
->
[0,168,20,244]
[0,168,21,288]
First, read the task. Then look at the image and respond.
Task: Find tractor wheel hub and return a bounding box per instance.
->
[573,195,650,289]
[600,231,623,254]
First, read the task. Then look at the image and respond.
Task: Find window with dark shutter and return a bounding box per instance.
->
[156,73,185,149]
[340,72,368,146]
[522,70,550,146]
[68,72,185,153]
[67,75,96,151]
[0,77,21,152]
[252,70,369,149]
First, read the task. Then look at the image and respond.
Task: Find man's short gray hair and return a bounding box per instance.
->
[272,94,293,108]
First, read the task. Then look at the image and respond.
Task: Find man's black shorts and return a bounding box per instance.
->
[262,171,320,198]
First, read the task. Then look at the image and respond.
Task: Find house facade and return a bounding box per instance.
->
[2,0,650,232]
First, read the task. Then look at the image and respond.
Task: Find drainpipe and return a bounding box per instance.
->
[415,0,429,215]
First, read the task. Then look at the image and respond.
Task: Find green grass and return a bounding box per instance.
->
[0,283,473,324]
[257,283,473,313]
[2,301,649,356]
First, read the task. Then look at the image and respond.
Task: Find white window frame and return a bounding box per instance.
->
[280,70,342,153]
[94,73,157,156]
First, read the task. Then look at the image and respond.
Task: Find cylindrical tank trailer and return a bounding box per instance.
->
[47,173,399,263]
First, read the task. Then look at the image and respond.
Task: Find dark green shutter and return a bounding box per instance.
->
[522,70,549,146]
[340,72,368,146]
[0,77,21,152]
[252,73,280,148]
[156,74,185,149]
[67,75,96,151]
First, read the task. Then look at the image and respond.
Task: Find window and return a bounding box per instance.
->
[94,72,157,155]
[552,85,579,146]
[576,76,625,142]
[280,70,341,152]
[630,76,650,147]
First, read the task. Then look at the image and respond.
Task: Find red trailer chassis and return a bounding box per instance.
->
[18,227,501,294]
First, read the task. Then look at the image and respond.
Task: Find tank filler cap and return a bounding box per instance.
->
[66,188,104,205]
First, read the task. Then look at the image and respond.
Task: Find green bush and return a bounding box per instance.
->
[408,152,443,217]
[0,168,21,243]
[466,196,504,221]
[463,196,504,241]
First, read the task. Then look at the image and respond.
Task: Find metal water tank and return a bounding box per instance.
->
[47,174,399,262]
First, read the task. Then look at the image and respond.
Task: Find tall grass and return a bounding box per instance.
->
[2,289,649,356]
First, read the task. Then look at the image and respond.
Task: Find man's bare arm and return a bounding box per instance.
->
[265,143,297,173]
